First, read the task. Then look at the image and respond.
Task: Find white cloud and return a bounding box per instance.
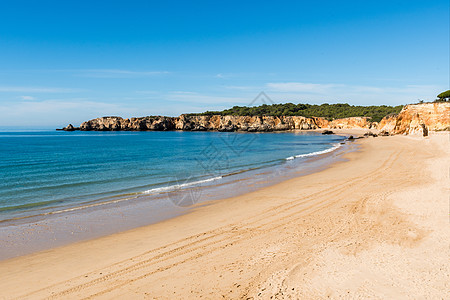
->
[77,69,170,78]
[135,90,160,94]
[263,82,443,105]
[0,99,139,127]
[165,91,246,105]
[214,73,241,79]
[266,82,342,93]
[19,96,36,101]
[0,86,81,93]
[266,82,441,96]
[171,91,198,95]
[224,85,260,91]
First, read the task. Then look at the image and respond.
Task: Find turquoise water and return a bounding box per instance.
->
[0,131,346,222]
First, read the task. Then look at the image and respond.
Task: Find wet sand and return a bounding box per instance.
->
[0,131,448,299]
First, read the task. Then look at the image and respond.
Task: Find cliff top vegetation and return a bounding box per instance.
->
[192,103,404,122]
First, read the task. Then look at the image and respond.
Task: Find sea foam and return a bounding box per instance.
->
[142,176,223,194]
[286,143,341,160]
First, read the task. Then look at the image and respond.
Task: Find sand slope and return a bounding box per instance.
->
[0,133,448,299]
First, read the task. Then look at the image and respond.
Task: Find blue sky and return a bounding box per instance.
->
[0,0,448,127]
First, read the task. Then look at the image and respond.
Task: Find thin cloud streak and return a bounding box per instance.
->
[263,82,443,105]
[164,91,247,105]
[221,82,443,105]
[0,99,139,127]
[0,86,82,93]
[266,82,441,95]
[77,69,170,78]
[267,82,342,92]
[19,96,36,101]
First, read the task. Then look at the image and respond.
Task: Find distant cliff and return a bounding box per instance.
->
[71,114,375,132]
[78,115,326,132]
[61,103,450,135]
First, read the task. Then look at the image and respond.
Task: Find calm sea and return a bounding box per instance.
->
[0,130,346,223]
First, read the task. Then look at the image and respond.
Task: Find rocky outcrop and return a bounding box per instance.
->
[78,115,329,132]
[79,116,176,131]
[64,124,76,131]
[328,117,373,129]
[63,103,449,135]
[377,114,397,133]
[378,103,450,135]
[71,115,388,132]
[322,130,334,135]
[56,124,79,131]
[180,115,328,131]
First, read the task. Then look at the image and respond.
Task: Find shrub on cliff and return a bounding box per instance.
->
[196,103,403,122]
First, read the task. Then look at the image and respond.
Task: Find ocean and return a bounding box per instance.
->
[0,130,353,259]
[0,130,347,224]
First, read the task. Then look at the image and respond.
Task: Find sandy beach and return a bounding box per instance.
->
[0,132,449,299]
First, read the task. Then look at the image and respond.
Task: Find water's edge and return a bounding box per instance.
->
[0,133,357,261]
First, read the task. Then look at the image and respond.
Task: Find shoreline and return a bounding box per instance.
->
[1,131,448,298]
[0,129,349,223]
[0,130,353,260]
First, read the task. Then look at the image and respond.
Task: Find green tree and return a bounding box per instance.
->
[193,102,403,122]
[437,90,450,101]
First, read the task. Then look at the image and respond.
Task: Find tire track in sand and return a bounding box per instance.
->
[17,148,402,299]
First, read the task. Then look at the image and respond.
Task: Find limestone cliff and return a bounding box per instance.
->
[79,116,176,131]
[378,102,450,135]
[67,102,450,134]
[79,115,328,132]
[74,115,387,132]
[328,117,375,129]
[176,115,329,131]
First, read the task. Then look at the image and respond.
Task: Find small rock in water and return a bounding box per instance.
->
[59,124,79,131]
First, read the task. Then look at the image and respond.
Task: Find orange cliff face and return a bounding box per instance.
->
[328,117,374,129]
[175,115,324,131]
[77,115,370,132]
[378,102,450,135]
[73,103,449,135]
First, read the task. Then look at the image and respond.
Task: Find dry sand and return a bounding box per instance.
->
[0,132,449,299]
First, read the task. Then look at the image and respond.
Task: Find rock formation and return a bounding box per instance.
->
[79,116,176,131]
[57,124,79,131]
[78,115,329,132]
[321,130,334,135]
[327,117,373,129]
[61,102,450,135]
[378,102,450,135]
